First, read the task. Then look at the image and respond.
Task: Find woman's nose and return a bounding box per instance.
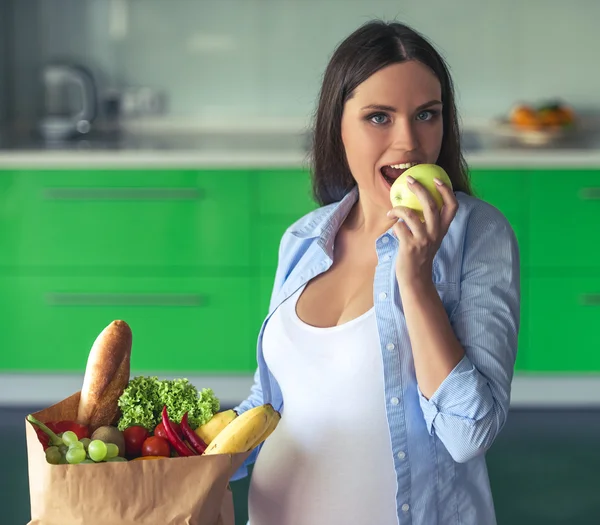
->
[391,118,419,152]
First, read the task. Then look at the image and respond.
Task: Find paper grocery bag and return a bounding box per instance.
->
[25,392,251,525]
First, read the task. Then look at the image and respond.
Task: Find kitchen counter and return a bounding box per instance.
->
[1,125,600,168]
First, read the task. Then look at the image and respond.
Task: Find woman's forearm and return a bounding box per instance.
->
[400,279,465,399]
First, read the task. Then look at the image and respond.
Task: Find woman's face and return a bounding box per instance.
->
[341,60,444,212]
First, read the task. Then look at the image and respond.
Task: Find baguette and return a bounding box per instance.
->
[76,320,132,432]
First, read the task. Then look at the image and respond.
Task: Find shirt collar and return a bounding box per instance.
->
[289,186,358,260]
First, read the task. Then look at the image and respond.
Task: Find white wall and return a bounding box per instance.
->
[7,0,600,125]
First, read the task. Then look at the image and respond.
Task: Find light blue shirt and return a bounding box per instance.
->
[234,186,520,525]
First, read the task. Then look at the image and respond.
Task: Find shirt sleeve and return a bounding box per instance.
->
[418,208,520,463]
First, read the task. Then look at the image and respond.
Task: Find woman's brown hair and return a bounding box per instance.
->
[310,20,472,206]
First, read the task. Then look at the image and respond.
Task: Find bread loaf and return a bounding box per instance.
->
[76,320,132,432]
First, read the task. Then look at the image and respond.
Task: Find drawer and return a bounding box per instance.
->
[0,274,259,373]
[469,169,528,255]
[0,169,252,268]
[527,275,600,372]
[529,169,600,268]
[257,169,316,216]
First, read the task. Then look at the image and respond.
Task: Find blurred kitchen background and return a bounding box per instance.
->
[1,1,600,524]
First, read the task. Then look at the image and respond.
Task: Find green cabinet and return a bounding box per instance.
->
[0,274,257,373]
[255,168,315,274]
[469,169,528,264]
[527,275,600,371]
[1,165,599,375]
[529,169,600,269]
[472,167,600,373]
[0,169,252,269]
[0,167,314,374]
[470,168,529,371]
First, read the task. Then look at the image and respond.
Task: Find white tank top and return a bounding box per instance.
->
[248,285,399,525]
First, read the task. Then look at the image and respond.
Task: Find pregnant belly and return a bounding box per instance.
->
[247,413,398,525]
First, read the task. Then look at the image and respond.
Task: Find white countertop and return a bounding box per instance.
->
[2,372,600,408]
[1,121,600,168]
[1,147,600,169]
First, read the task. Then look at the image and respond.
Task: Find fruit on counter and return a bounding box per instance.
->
[141,436,171,458]
[161,406,195,457]
[77,320,132,433]
[181,412,207,455]
[509,100,575,129]
[204,404,281,455]
[195,409,237,445]
[389,164,453,222]
[123,425,151,457]
[91,426,126,457]
[117,376,219,433]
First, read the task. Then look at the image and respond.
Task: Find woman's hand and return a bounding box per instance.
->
[386,176,458,289]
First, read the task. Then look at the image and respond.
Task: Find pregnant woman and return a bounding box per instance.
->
[234,19,520,525]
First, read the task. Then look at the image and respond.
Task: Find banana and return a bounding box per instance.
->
[248,406,281,450]
[195,409,237,445]
[203,404,279,455]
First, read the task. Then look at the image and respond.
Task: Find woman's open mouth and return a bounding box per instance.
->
[380,162,420,187]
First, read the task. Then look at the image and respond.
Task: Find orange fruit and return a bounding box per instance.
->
[510,105,540,129]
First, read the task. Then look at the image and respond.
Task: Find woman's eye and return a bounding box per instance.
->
[416,110,439,121]
[369,113,389,125]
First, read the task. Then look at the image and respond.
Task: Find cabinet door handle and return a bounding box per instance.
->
[580,294,600,306]
[46,293,204,307]
[579,187,600,200]
[43,187,203,200]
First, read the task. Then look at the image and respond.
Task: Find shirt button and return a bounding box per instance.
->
[402,503,410,512]
[382,236,390,244]
[397,451,406,460]
[390,397,400,405]
[378,292,387,300]
[385,254,392,260]
[386,343,395,351]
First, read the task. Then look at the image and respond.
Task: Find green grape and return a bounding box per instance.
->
[106,457,127,463]
[69,441,84,450]
[62,431,78,446]
[58,444,68,455]
[80,438,91,450]
[58,455,68,465]
[66,447,86,464]
[80,459,95,464]
[88,440,107,462]
[105,443,119,459]
[45,446,61,465]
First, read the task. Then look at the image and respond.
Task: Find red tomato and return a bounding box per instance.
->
[154,421,182,440]
[123,425,151,457]
[141,436,170,458]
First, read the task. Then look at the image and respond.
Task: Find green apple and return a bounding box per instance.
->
[389,163,453,221]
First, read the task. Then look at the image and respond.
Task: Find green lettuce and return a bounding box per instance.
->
[117,376,220,432]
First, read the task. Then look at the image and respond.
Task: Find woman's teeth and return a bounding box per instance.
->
[388,162,418,169]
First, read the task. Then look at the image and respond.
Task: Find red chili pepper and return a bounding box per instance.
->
[33,420,90,449]
[161,406,195,457]
[180,412,207,455]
